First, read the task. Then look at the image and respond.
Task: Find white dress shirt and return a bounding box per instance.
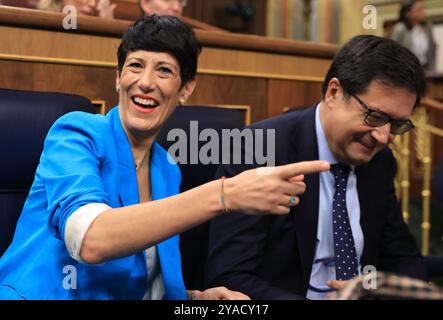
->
[306,104,364,300]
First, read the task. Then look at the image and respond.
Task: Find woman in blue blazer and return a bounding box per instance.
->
[0,15,329,300]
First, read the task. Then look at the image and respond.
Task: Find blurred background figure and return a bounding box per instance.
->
[0,0,39,8]
[37,0,116,18]
[391,0,436,71]
[139,0,186,18]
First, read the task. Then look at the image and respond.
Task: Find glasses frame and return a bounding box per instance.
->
[351,94,415,135]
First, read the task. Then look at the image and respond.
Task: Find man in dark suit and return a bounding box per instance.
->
[205,35,428,300]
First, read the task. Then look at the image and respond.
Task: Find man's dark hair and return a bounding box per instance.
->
[322,35,426,108]
[117,15,201,86]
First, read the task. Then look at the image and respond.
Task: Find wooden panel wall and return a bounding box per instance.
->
[112,0,140,21]
[0,60,119,112]
[267,80,323,118]
[428,78,443,103]
[188,74,267,123]
[110,0,268,35]
[0,6,336,122]
[183,0,267,35]
[0,0,35,8]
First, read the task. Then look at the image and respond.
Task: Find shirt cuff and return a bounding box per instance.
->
[64,203,111,263]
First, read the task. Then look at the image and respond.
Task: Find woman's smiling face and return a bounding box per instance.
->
[116,50,195,143]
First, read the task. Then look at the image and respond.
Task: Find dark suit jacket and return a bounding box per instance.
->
[205,105,427,300]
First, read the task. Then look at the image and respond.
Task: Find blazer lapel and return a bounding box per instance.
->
[291,106,321,286]
[150,143,187,300]
[355,164,378,268]
[107,108,140,207]
[107,107,146,298]
[108,110,185,299]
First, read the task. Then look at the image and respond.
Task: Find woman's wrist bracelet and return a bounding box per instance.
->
[220,176,230,214]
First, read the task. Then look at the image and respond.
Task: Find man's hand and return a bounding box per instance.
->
[96,0,116,19]
[327,279,351,290]
[189,287,251,300]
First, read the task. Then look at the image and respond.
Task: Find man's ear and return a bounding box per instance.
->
[139,0,150,14]
[324,77,341,107]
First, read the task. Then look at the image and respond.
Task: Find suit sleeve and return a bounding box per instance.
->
[391,23,405,43]
[205,163,305,300]
[40,112,111,242]
[379,152,428,281]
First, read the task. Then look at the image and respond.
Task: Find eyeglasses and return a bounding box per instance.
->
[351,95,414,135]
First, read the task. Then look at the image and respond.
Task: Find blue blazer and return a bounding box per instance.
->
[0,107,187,300]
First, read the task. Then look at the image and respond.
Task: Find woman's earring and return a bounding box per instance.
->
[179,97,185,105]
[116,86,120,93]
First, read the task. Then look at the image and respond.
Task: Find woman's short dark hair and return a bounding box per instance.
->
[117,15,201,86]
[322,35,426,108]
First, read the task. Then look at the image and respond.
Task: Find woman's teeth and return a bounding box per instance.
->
[133,97,158,108]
